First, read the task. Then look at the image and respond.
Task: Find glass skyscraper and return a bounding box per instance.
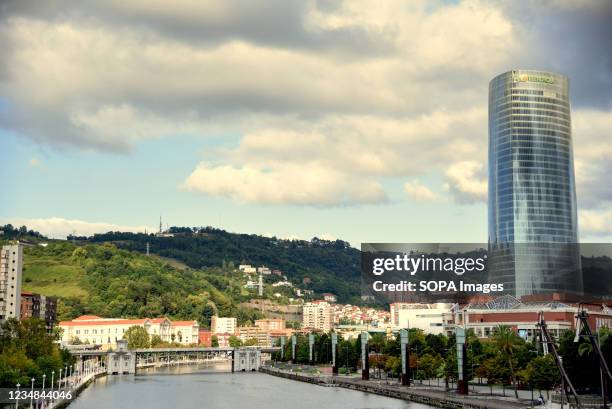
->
[488,69,582,298]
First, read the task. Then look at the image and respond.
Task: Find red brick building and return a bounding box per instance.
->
[443,295,612,340]
[20,292,57,332]
[198,329,212,346]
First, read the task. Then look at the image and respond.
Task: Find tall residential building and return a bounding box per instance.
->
[0,244,23,323]
[302,301,333,332]
[488,70,582,298]
[210,316,237,335]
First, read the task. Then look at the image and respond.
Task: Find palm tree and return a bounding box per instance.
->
[578,327,610,357]
[492,325,521,398]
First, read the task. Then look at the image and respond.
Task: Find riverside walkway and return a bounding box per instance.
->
[260,365,535,409]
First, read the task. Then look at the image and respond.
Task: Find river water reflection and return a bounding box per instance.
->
[68,363,433,409]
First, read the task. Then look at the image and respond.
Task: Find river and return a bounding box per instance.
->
[67,363,433,409]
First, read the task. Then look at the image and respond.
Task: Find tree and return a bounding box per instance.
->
[228,336,242,348]
[418,353,443,384]
[492,325,522,398]
[0,318,72,387]
[124,326,150,349]
[243,338,258,346]
[523,355,560,398]
[425,333,448,356]
[476,356,512,393]
[211,335,219,347]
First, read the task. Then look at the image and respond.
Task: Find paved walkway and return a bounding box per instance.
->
[262,366,535,409]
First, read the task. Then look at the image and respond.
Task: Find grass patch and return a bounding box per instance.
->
[22,258,88,299]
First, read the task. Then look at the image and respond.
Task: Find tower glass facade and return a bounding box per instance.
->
[488,70,582,298]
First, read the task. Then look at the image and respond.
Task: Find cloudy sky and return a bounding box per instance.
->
[1,0,611,244]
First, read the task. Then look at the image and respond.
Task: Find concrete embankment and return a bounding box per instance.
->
[51,372,106,409]
[260,367,529,409]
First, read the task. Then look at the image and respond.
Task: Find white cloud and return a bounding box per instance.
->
[572,109,612,209]
[404,180,441,202]
[0,1,515,153]
[1,0,610,209]
[319,233,337,241]
[1,217,154,239]
[181,161,387,206]
[579,209,612,237]
[178,108,487,205]
[443,161,487,204]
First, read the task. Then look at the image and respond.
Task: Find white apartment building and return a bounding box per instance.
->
[0,244,23,323]
[302,301,334,332]
[257,266,271,275]
[211,316,237,335]
[390,302,451,335]
[238,265,257,274]
[59,315,199,349]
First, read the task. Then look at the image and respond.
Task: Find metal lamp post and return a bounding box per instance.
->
[15,383,20,409]
[42,374,46,408]
[50,371,55,404]
[29,378,34,409]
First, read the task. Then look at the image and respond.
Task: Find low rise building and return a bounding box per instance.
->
[255,318,285,331]
[238,265,257,274]
[214,332,233,347]
[170,320,199,344]
[238,326,270,346]
[257,266,271,275]
[59,315,198,349]
[20,292,57,332]
[322,293,337,303]
[390,302,450,334]
[443,295,612,340]
[198,329,212,346]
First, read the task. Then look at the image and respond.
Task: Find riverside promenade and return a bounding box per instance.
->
[260,365,535,409]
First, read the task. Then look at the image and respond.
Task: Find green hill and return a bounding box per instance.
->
[17,240,264,325]
[85,227,362,303]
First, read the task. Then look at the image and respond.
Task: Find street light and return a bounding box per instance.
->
[29,378,34,409]
[50,371,55,404]
[15,383,20,409]
[42,374,46,408]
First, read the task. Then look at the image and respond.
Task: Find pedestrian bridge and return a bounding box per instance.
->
[70,344,281,375]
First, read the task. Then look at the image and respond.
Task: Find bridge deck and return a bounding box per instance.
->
[70,346,281,356]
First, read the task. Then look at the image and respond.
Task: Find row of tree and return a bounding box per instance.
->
[0,318,74,387]
[273,325,612,397]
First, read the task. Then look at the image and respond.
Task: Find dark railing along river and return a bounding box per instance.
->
[67,363,432,409]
